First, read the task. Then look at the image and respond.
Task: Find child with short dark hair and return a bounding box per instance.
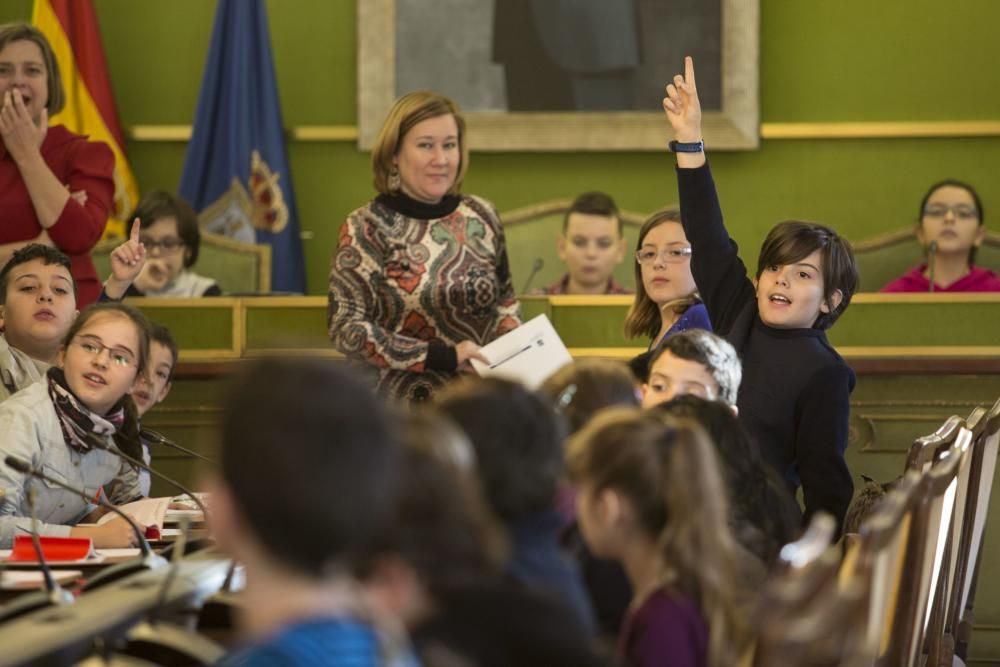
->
[210,358,401,667]
[434,377,596,636]
[538,191,631,295]
[0,244,76,397]
[663,57,859,528]
[641,328,741,409]
[130,323,178,496]
[124,191,221,297]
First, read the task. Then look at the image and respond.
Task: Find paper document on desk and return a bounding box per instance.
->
[97,496,170,530]
[470,314,572,389]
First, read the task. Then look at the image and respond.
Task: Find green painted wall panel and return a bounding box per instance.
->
[2,2,999,294]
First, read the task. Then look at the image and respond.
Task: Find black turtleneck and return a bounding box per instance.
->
[677,163,854,530]
[375,192,461,220]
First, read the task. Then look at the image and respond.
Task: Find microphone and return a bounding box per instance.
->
[4,456,156,560]
[92,441,209,518]
[141,428,217,466]
[521,258,544,294]
[0,487,75,623]
[928,240,938,293]
[4,455,165,593]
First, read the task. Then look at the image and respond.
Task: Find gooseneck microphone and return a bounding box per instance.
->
[928,240,938,293]
[141,428,217,466]
[521,258,544,294]
[92,441,209,518]
[4,456,158,561]
[0,487,75,623]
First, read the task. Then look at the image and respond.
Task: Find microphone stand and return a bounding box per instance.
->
[521,258,544,294]
[0,487,75,623]
[141,428,216,466]
[928,240,938,292]
[2,456,166,594]
[93,441,209,518]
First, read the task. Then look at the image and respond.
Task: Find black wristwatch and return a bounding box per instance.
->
[668,140,705,153]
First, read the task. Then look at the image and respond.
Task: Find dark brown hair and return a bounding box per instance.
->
[220,358,401,578]
[539,359,638,434]
[126,191,203,268]
[0,23,64,115]
[62,302,152,378]
[918,180,984,265]
[0,244,74,305]
[371,91,468,196]
[624,207,699,339]
[563,191,622,235]
[756,220,858,330]
[148,322,178,382]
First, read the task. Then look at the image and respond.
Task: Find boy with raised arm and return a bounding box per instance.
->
[662,57,859,528]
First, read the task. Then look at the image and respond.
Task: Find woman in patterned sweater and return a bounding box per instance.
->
[328,92,521,402]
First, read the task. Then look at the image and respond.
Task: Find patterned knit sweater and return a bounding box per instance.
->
[328,192,521,402]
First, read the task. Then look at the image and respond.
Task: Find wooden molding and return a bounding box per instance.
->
[128,120,1000,144]
[760,120,1000,139]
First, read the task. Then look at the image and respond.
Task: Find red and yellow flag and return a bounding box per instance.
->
[32,0,138,240]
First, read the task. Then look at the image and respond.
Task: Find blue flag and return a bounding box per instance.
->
[179,0,305,293]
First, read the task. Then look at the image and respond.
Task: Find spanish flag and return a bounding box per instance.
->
[32,0,138,240]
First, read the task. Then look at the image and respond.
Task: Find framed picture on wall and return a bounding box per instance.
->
[358,0,759,151]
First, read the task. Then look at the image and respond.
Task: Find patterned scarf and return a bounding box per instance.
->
[46,367,144,463]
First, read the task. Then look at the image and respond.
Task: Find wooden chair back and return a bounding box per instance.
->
[891,444,963,667]
[954,396,1000,659]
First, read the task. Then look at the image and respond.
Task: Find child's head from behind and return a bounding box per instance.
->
[132,323,177,418]
[212,358,400,579]
[642,329,741,409]
[0,244,76,359]
[434,378,565,523]
[539,358,639,434]
[917,180,984,266]
[127,191,202,285]
[755,220,858,330]
[566,408,731,561]
[357,412,506,619]
[58,303,150,415]
[566,408,744,665]
[653,395,802,563]
[625,207,698,339]
[557,192,626,293]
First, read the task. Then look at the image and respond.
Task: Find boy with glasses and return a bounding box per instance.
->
[123,191,221,297]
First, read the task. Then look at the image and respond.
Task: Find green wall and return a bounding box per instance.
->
[2,0,1000,294]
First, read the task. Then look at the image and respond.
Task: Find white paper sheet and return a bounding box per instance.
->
[470,314,572,389]
[97,497,170,530]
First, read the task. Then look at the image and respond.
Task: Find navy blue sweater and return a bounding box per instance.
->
[676,163,854,528]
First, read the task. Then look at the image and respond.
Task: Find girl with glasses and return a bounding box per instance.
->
[881,180,1000,292]
[0,302,152,548]
[624,208,711,382]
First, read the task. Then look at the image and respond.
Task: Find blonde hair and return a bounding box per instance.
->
[623,207,700,340]
[371,91,469,196]
[567,408,748,667]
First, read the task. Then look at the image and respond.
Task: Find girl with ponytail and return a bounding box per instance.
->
[567,408,748,667]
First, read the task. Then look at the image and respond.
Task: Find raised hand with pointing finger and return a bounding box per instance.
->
[662,56,706,168]
[103,219,146,300]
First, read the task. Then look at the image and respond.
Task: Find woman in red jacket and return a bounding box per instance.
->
[0,23,115,307]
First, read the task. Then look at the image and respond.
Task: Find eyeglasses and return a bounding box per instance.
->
[140,236,185,253]
[922,205,979,220]
[72,336,137,368]
[635,247,692,265]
